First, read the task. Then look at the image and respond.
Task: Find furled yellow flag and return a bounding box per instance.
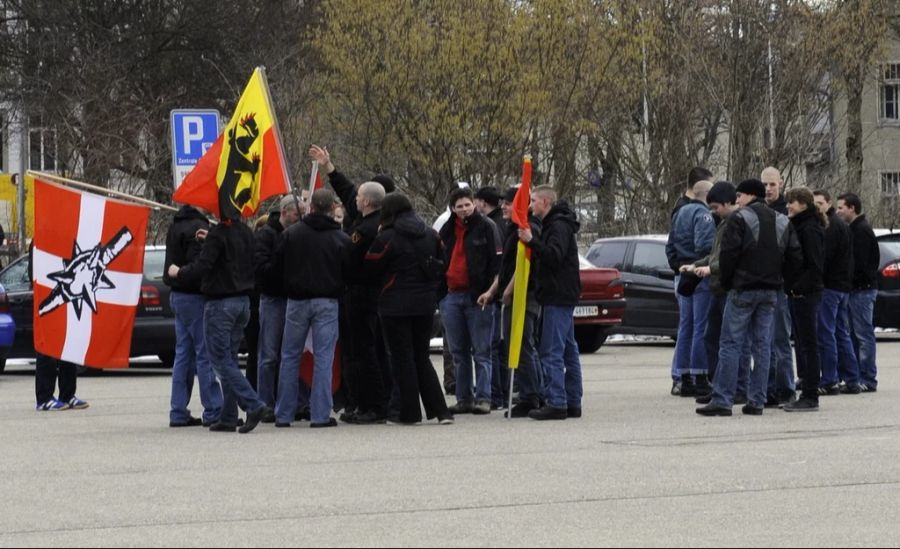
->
[173,67,291,220]
[508,156,532,369]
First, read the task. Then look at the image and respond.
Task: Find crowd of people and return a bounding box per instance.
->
[160,145,584,432]
[666,167,881,416]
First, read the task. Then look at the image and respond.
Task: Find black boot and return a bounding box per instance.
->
[680,374,697,397]
[694,374,712,397]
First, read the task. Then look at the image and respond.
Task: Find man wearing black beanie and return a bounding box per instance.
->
[697,179,802,417]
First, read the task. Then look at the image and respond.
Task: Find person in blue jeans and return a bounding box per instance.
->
[837,193,881,392]
[813,190,861,394]
[666,175,716,397]
[271,189,351,428]
[163,204,222,427]
[698,179,802,416]
[518,185,583,421]
[168,216,271,434]
[438,187,501,416]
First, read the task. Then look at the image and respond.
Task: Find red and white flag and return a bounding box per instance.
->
[32,178,150,368]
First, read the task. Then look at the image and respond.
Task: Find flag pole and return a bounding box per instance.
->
[28,171,177,212]
[308,160,319,197]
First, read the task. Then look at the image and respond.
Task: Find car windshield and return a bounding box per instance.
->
[880,238,900,265]
[0,257,31,293]
[143,249,166,281]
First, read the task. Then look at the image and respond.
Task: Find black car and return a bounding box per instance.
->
[0,246,176,372]
[875,230,900,329]
[585,236,678,338]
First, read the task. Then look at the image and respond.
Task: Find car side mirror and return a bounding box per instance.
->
[657,269,676,280]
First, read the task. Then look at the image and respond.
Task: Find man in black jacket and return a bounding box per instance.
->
[273,189,351,428]
[254,195,305,419]
[439,187,501,415]
[518,185,583,421]
[308,144,395,229]
[813,190,862,394]
[167,215,270,434]
[761,166,795,406]
[163,204,223,428]
[697,179,802,417]
[837,193,880,392]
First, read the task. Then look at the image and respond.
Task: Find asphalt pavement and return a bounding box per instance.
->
[2,336,900,547]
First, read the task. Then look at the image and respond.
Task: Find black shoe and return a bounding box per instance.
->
[695,394,712,405]
[784,397,819,412]
[777,392,798,409]
[275,422,291,428]
[449,401,475,414]
[208,422,237,432]
[310,418,338,428]
[527,406,568,421]
[680,374,697,397]
[567,407,582,418]
[295,408,311,421]
[694,374,712,397]
[741,404,763,416]
[354,411,387,425]
[818,384,841,396]
[671,380,682,396]
[261,409,277,423]
[239,406,271,434]
[839,383,862,395]
[472,400,492,415]
[765,394,780,408]
[339,411,357,424]
[733,394,748,405]
[170,416,203,428]
[860,383,878,393]
[695,404,732,417]
[505,401,538,418]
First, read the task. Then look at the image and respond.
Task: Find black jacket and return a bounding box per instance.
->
[527,202,582,306]
[164,205,211,294]
[346,210,382,287]
[254,211,285,297]
[768,195,789,215]
[327,170,359,230]
[786,208,825,296]
[499,216,541,293]
[438,211,501,300]
[178,221,255,299]
[487,208,508,243]
[849,215,881,290]
[365,211,443,317]
[719,200,802,292]
[823,208,853,292]
[275,213,351,300]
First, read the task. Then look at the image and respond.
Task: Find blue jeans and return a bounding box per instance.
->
[817,289,860,387]
[503,301,543,405]
[170,291,223,424]
[440,292,493,403]
[849,289,878,387]
[540,305,582,410]
[257,294,286,408]
[711,290,777,408]
[767,291,795,397]
[277,298,340,424]
[203,296,264,425]
[671,276,712,378]
[706,294,752,397]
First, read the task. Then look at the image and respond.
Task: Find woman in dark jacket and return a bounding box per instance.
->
[784,187,826,412]
[365,194,453,425]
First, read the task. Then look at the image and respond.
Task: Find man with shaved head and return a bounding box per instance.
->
[666,171,717,398]
[761,166,796,406]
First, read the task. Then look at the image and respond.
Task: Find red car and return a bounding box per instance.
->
[574,255,626,353]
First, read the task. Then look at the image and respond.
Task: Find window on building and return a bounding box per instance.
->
[28,126,58,172]
[879,63,900,124]
[882,172,900,196]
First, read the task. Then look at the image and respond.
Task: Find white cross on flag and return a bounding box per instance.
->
[32,178,150,368]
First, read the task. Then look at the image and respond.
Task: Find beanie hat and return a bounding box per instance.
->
[371,174,396,194]
[502,187,519,203]
[707,181,737,206]
[735,179,766,200]
[474,186,502,207]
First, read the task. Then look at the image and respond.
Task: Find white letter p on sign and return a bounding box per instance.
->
[182,116,204,155]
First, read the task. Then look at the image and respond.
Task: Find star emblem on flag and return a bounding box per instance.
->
[38,227,134,319]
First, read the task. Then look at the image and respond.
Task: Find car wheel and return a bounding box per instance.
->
[158,352,176,369]
[574,326,608,354]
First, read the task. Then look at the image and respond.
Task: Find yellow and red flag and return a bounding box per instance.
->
[508,156,532,369]
[173,67,291,220]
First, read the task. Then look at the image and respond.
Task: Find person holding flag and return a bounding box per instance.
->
[168,67,291,433]
[517,185,583,420]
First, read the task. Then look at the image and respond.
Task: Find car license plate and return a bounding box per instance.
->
[573,306,599,318]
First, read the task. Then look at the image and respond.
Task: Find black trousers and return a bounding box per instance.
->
[35,353,77,405]
[791,292,822,400]
[381,315,450,423]
[343,291,388,416]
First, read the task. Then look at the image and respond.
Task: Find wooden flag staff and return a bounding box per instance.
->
[28,171,178,212]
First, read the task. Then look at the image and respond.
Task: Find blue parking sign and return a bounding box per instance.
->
[170,109,221,188]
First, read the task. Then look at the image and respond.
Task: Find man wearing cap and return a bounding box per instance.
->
[697,179,802,416]
[666,176,716,398]
[475,186,509,409]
